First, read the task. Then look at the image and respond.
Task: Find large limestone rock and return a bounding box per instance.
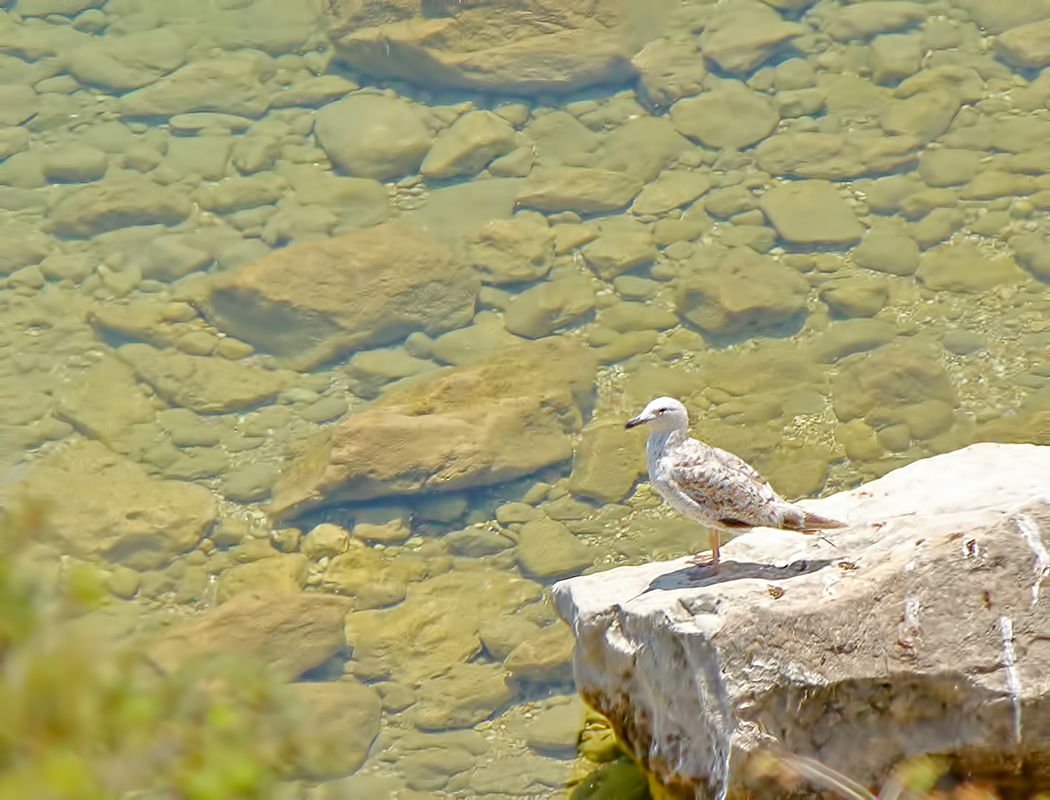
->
[2,439,216,570]
[554,443,1050,797]
[326,0,639,94]
[197,222,479,369]
[271,338,596,516]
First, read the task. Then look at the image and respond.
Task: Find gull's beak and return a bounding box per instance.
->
[625,414,647,430]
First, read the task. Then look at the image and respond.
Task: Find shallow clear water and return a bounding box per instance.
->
[1,0,1049,796]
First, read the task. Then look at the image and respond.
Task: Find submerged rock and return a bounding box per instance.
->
[270,338,596,515]
[554,443,1050,797]
[516,167,644,214]
[345,565,542,684]
[315,94,433,181]
[197,221,479,369]
[2,439,215,570]
[118,50,274,118]
[291,681,382,778]
[47,173,192,237]
[760,180,864,246]
[675,247,810,334]
[326,0,638,94]
[150,590,352,680]
[117,343,297,413]
[697,0,807,75]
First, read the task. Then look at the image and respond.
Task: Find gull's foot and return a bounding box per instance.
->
[686,552,720,574]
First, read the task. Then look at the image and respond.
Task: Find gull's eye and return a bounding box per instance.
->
[656,407,668,414]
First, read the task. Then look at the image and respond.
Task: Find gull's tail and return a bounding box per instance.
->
[782,506,847,532]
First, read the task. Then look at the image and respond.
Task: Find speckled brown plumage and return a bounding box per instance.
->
[626,397,845,570]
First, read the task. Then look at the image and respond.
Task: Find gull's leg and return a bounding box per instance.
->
[686,527,721,572]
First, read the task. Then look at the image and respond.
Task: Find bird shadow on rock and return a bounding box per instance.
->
[638,557,835,596]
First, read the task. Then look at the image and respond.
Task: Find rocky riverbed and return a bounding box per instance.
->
[1,0,1050,796]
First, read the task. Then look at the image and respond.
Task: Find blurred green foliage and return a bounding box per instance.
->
[0,506,301,800]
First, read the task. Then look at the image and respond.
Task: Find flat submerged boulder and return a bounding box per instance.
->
[197,221,480,370]
[2,439,216,570]
[554,443,1050,796]
[271,338,596,517]
[325,0,639,94]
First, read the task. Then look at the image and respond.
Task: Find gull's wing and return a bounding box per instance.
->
[666,438,782,527]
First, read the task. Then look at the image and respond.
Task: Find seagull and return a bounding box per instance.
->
[626,396,846,572]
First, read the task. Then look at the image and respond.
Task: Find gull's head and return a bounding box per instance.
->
[625,396,689,433]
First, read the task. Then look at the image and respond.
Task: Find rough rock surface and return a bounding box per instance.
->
[271,338,596,516]
[119,51,274,118]
[198,221,479,369]
[47,174,192,237]
[516,168,644,214]
[150,591,351,680]
[291,681,382,778]
[698,0,807,75]
[315,94,433,181]
[117,343,298,413]
[2,439,216,570]
[676,247,810,333]
[760,180,864,245]
[554,443,1050,797]
[326,0,639,94]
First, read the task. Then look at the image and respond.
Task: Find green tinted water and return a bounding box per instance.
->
[1,0,1049,796]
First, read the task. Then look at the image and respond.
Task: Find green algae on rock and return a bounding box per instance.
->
[198,221,479,369]
[270,338,596,516]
